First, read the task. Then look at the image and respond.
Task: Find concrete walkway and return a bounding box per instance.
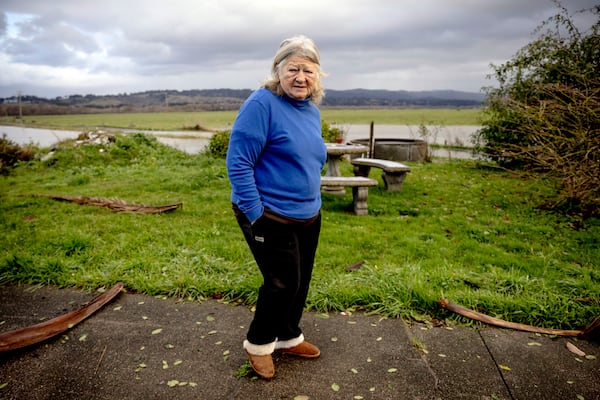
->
[1,284,598,400]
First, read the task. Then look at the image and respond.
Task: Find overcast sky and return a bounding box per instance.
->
[0,0,596,98]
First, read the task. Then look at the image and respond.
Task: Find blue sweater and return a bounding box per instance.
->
[226,88,327,222]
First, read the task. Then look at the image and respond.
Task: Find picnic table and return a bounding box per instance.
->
[323,143,369,194]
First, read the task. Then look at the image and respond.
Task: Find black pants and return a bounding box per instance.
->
[233,206,321,346]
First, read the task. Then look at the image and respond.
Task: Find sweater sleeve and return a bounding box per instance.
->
[226,98,269,223]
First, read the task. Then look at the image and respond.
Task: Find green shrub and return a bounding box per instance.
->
[475,4,600,218]
[322,120,344,143]
[208,121,346,158]
[0,134,35,175]
[208,130,231,158]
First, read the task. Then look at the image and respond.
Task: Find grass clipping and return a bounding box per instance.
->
[37,194,183,214]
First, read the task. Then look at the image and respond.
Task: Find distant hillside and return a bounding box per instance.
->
[1,88,485,116]
[323,89,485,107]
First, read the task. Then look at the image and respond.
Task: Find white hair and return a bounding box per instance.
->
[263,35,326,105]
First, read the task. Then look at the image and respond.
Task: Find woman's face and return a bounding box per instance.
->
[280,55,318,101]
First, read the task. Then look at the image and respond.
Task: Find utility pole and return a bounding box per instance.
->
[17,90,23,119]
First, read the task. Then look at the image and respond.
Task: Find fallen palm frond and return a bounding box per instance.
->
[37,194,183,214]
[0,282,124,352]
[439,298,600,340]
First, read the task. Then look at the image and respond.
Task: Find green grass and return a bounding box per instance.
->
[321,108,482,126]
[1,133,598,330]
[0,108,482,132]
[1,111,237,131]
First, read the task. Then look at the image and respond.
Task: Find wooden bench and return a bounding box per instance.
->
[320,176,378,215]
[351,157,411,192]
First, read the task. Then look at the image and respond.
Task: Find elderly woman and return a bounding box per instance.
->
[226,35,327,379]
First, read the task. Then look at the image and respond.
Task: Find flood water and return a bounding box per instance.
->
[343,124,481,159]
[1,125,212,155]
[1,124,481,158]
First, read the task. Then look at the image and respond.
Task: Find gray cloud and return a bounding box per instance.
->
[4,15,100,67]
[0,0,595,97]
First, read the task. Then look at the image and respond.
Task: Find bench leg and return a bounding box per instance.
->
[353,165,372,177]
[381,172,407,192]
[352,186,370,215]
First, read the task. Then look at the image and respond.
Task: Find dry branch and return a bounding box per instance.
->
[37,194,183,214]
[439,298,599,339]
[0,282,124,352]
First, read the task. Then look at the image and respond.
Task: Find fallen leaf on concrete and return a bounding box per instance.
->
[499,365,511,371]
[293,396,309,400]
[566,341,586,357]
[331,383,340,392]
[151,328,163,335]
[134,363,146,373]
[167,380,179,387]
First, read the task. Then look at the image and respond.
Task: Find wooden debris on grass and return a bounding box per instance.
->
[37,194,183,214]
[345,260,365,271]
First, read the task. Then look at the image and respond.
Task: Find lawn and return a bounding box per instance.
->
[1,132,598,330]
